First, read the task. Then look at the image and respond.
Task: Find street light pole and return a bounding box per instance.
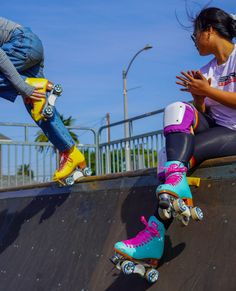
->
[122,44,153,171]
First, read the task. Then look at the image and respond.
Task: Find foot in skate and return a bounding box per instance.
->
[25,78,62,122]
[52,145,92,185]
[111,216,165,284]
[156,161,203,226]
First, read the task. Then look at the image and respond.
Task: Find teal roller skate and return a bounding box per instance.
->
[110,216,165,284]
[156,161,203,226]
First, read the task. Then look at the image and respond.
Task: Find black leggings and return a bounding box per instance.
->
[166,111,236,166]
[156,111,236,229]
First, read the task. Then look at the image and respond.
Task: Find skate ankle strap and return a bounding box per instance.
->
[59,152,72,170]
[165,164,187,175]
[140,216,160,238]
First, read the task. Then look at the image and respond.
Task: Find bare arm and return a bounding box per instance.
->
[192,95,206,112]
[176,70,236,109]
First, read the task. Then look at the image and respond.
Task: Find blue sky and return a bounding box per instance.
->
[0,0,235,142]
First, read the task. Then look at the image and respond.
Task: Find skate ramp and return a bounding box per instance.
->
[0,158,235,291]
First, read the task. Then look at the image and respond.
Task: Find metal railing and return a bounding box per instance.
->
[0,122,96,188]
[0,107,165,187]
[97,108,165,175]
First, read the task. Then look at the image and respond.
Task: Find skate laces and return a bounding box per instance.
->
[165,164,187,186]
[124,216,160,248]
[58,152,73,171]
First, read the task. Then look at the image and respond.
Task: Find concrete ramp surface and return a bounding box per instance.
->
[0,168,235,291]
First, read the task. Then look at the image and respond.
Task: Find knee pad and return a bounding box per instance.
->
[25,78,62,122]
[164,102,197,136]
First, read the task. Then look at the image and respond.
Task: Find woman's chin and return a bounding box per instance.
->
[198,50,211,56]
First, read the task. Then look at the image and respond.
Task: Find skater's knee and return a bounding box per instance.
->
[164,102,197,136]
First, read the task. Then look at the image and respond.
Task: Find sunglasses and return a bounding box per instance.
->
[191,33,197,43]
[191,26,211,43]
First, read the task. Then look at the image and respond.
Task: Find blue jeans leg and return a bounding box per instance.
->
[24,99,75,152]
[37,109,75,152]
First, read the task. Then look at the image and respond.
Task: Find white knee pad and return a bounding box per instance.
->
[163,102,195,135]
[164,102,187,127]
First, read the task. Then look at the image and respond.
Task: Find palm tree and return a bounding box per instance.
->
[17,164,34,179]
[34,114,80,153]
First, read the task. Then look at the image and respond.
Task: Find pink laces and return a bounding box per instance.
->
[124,216,160,248]
[58,152,72,170]
[165,164,187,186]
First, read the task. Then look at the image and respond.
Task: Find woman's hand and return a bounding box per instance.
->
[23,84,46,102]
[176,70,211,113]
[29,85,46,101]
[176,70,211,96]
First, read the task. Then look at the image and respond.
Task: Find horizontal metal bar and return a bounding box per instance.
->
[0,141,96,148]
[99,130,163,147]
[98,108,165,134]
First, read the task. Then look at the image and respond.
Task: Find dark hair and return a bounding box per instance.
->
[194,7,236,40]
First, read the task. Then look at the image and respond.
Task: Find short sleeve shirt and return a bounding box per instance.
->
[200,44,236,130]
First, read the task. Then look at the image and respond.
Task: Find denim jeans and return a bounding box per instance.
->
[0,27,44,102]
[0,27,74,152]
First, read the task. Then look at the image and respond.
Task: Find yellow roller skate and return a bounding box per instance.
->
[53,145,92,186]
[25,78,62,122]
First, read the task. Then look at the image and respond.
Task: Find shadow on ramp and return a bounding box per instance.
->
[0,193,70,254]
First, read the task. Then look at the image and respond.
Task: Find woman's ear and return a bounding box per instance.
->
[207,26,215,40]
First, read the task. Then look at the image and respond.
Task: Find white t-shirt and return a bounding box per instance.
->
[200,44,236,130]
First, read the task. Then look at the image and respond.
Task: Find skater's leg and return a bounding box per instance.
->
[155,102,213,225]
[193,125,236,165]
[23,96,75,151]
[24,78,86,181]
[112,103,206,273]
[157,110,216,176]
[0,27,88,182]
[113,102,206,263]
[157,102,198,204]
[157,103,216,196]
[164,101,198,163]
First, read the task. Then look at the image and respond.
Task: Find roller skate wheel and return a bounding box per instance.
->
[191,207,204,221]
[121,260,135,275]
[145,268,159,284]
[53,84,63,95]
[158,193,170,209]
[83,167,92,176]
[44,105,54,118]
[158,207,172,220]
[65,176,74,186]
[181,215,190,226]
[173,199,187,213]
[110,254,122,266]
